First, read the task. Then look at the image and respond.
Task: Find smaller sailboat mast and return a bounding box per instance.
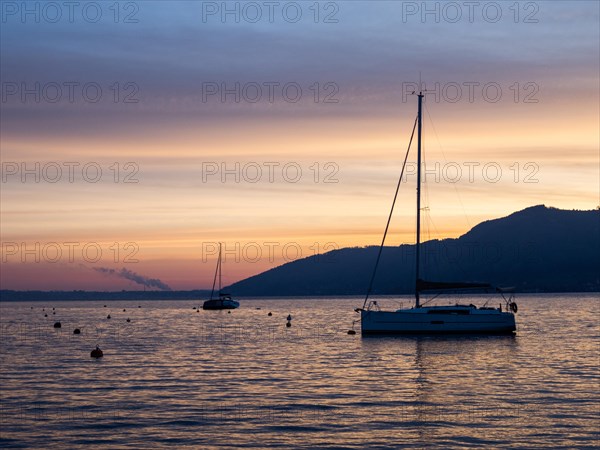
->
[218,242,222,295]
[209,243,222,301]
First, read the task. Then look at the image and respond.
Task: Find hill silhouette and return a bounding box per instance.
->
[226,205,600,296]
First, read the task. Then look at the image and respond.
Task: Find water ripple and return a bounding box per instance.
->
[1,295,598,448]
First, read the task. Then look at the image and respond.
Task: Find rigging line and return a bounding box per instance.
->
[421,113,432,244]
[422,104,473,280]
[423,103,471,230]
[362,114,418,310]
[420,292,441,306]
[421,105,435,280]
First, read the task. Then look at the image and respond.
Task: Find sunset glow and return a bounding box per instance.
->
[1,1,598,290]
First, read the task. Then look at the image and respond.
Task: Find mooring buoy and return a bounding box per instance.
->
[90,346,103,358]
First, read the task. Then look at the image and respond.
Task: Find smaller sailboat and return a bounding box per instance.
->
[203,243,240,310]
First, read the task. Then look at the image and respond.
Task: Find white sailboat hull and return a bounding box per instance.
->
[361,306,516,335]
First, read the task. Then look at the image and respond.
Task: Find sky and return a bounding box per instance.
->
[1,1,599,291]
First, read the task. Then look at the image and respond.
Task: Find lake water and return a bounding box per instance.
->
[1,294,598,449]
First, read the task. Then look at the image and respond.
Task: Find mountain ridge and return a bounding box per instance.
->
[226,205,600,296]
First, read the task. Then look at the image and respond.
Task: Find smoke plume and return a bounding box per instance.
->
[93,267,172,291]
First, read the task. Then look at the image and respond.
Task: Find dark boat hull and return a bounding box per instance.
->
[202,299,240,310]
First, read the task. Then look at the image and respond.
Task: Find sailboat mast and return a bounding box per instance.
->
[218,243,222,293]
[415,92,423,308]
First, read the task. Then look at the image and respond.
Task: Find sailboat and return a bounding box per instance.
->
[358,92,517,335]
[202,243,240,310]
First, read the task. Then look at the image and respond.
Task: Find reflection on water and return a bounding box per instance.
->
[0,295,598,448]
